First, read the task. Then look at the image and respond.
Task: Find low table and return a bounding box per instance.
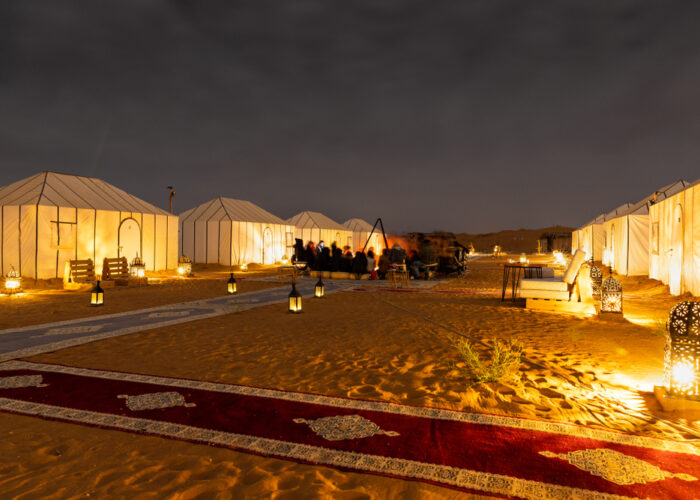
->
[502,264,544,301]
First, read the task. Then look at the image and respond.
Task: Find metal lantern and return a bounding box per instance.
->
[177,255,192,276]
[314,277,325,298]
[288,283,302,313]
[4,266,21,294]
[281,255,289,265]
[664,301,700,399]
[227,273,237,294]
[90,280,104,306]
[130,255,146,278]
[519,253,529,265]
[600,273,622,314]
[589,261,602,297]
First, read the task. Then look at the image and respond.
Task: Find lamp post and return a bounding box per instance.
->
[288,283,303,313]
[227,273,237,295]
[90,280,104,306]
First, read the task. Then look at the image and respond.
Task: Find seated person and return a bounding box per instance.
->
[366,250,377,279]
[377,249,390,279]
[340,247,353,273]
[352,251,368,278]
[389,243,406,265]
[331,244,342,271]
[412,239,437,279]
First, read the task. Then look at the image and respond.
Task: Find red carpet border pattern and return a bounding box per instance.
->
[1,361,698,499]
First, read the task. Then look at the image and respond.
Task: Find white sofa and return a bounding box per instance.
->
[520,250,591,305]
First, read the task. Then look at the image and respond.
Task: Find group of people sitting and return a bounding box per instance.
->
[292,238,439,280]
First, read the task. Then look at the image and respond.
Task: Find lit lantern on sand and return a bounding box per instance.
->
[553,251,566,267]
[240,263,248,272]
[281,255,289,265]
[314,276,325,298]
[4,267,21,294]
[288,283,302,313]
[130,255,146,278]
[663,301,700,399]
[227,273,237,295]
[589,262,602,297]
[177,256,192,276]
[600,272,622,315]
[519,253,529,265]
[90,280,104,306]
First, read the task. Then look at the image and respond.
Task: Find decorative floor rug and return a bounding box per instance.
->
[1,361,698,499]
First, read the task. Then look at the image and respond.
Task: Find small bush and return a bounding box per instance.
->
[450,337,523,385]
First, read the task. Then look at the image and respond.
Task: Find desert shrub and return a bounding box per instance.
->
[450,337,523,385]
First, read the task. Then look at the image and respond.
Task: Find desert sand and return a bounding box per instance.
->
[0,256,698,498]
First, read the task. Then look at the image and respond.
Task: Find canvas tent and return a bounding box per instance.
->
[574,204,633,261]
[343,218,384,253]
[0,171,177,280]
[287,211,352,249]
[180,197,294,266]
[649,178,700,296]
[601,181,689,276]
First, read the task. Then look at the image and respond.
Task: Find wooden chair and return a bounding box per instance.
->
[102,257,130,282]
[63,259,96,287]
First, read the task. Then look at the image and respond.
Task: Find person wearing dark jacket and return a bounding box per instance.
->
[331,246,343,272]
[340,247,353,273]
[352,251,368,278]
[315,246,331,271]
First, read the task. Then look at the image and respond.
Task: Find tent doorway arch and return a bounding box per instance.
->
[669,204,684,295]
[262,227,274,265]
[118,218,141,263]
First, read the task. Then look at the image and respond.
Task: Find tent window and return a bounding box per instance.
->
[651,222,659,255]
[285,231,295,247]
[51,222,75,250]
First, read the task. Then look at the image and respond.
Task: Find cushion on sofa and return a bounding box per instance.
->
[520,289,571,301]
[520,277,568,292]
[563,250,586,285]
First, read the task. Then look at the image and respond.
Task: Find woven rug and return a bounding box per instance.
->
[1,361,698,499]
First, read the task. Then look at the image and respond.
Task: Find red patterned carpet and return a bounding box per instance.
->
[1,361,698,499]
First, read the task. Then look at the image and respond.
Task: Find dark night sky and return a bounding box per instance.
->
[1,1,699,233]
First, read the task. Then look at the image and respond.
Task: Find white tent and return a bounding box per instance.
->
[343,218,385,253]
[180,197,294,266]
[602,181,689,276]
[649,178,700,296]
[0,171,177,279]
[287,211,352,249]
[574,213,606,260]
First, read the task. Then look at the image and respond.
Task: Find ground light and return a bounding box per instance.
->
[130,255,146,278]
[288,283,302,313]
[178,255,192,276]
[227,273,237,294]
[654,301,700,411]
[589,261,602,297]
[4,266,21,294]
[600,271,622,315]
[91,280,104,306]
[314,276,325,298]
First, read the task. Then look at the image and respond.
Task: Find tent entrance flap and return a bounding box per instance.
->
[119,218,141,262]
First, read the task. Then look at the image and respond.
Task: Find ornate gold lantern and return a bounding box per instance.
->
[288,283,302,313]
[4,266,21,294]
[600,273,622,314]
[227,273,237,294]
[177,256,192,276]
[664,301,700,399]
[130,255,146,278]
[90,280,104,306]
[589,261,602,298]
[281,255,289,265]
[314,277,325,298]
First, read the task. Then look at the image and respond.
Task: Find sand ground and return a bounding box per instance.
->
[0,257,698,498]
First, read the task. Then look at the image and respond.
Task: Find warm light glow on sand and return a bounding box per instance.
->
[177,266,184,275]
[5,279,20,290]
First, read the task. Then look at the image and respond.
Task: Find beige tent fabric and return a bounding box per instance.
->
[649,178,700,296]
[601,180,689,276]
[180,197,293,266]
[343,218,385,254]
[0,172,177,279]
[287,211,352,249]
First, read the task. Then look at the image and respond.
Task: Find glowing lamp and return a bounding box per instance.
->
[178,256,192,276]
[663,301,700,399]
[288,283,302,313]
[281,255,289,265]
[519,253,528,265]
[600,273,622,314]
[314,277,325,298]
[240,263,248,272]
[4,267,21,294]
[227,273,237,295]
[90,280,104,306]
[130,255,146,278]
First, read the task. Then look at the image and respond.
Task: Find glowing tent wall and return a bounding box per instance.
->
[649,180,700,296]
[601,214,649,276]
[287,211,352,250]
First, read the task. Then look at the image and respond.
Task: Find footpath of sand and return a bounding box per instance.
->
[0,257,698,498]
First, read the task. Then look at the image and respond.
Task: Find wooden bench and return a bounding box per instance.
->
[102,257,130,282]
[63,259,96,287]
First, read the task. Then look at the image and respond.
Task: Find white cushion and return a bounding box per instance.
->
[563,250,586,285]
[520,277,568,292]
